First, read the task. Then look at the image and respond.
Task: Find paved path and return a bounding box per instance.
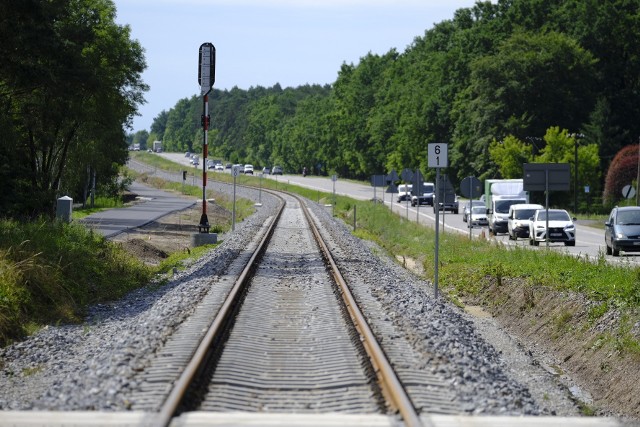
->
[79,181,196,238]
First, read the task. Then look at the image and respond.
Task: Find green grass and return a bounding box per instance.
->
[72,196,126,219]
[0,155,261,346]
[0,218,153,346]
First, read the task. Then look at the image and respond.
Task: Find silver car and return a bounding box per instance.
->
[604,206,640,256]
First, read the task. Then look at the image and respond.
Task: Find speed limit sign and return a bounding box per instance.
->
[428,143,448,168]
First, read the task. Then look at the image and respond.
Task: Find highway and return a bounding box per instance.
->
[158,152,640,266]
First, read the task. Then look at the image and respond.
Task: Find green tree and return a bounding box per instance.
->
[0,0,147,217]
[488,135,533,178]
[452,31,597,181]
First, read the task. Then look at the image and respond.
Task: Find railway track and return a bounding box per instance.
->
[136,190,432,426]
[0,165,625,426]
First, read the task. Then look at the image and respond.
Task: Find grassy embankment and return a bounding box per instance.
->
[0,156,254,346]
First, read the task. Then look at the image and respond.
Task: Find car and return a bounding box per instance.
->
[206,159,216,169]
[434,194,459,214]
[462,200,485,222]
[225,163,232,170]
[410,182,435,206]
[529,209,576,246]
[604,206,640,256]
[397,184,413,202]
[244,164,254,174]
[507,203,544,240]
[467,206,489,228]
[262,167,271,175]
[185,151,191,157]
[214,163,224,171]
[191,155,199,166]
[272,165,283,175]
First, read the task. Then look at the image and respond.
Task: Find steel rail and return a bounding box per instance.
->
[151,194,286,427]
[296,195,427,427]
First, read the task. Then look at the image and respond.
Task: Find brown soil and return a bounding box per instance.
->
[111,201,231,266]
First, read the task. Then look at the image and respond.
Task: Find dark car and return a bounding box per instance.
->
[605,206,640,256]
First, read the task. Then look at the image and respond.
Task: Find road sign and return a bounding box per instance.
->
[401,168,413,182]
[460,176,482,199]
[232,165,241,177]
[198,43,216,95]
[428,143,448,168]
[386,183,398,194]
[622,184,636,199]
[523,163,570,191]
[371,175,386,187]
[386,169,399,183]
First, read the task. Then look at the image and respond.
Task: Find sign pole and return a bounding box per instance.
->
[434,168,440,299]
[428,143,448,299]
[198,42,215,233]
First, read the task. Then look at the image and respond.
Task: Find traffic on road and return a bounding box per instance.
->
[156,152,639,266]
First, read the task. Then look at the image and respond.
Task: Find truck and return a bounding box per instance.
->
[485,179,529,235]
[152,140,162,153]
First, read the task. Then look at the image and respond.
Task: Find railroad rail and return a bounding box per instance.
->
[147,190,424,426]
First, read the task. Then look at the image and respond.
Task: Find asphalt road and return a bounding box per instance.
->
[158,152,639,265]
[79,181,196,238]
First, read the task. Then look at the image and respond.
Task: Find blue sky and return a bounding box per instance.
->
[113,0,481,133]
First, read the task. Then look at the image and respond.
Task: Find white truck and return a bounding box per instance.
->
[485,179,529,235]
[152,140,162,153]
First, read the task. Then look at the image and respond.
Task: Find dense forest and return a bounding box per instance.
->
[2,1,640,218]
[0,0,146,217]
[138,0,640,211]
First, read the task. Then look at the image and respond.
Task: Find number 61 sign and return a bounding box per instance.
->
[428,143,448,168]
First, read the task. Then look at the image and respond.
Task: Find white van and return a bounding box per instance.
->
[397,184,413,202]
[507,203,544,240]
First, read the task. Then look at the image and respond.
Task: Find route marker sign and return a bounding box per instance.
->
[428,143,448,168]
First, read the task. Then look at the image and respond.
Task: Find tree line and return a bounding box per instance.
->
[0,0,146,218]
[3,1,639,218]
[140,0,640,210]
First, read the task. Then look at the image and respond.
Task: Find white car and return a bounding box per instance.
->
[410,182,435,206]
[462,200,485,222]
[243,164,254,174]
[397,184,413,202]
[529,209,576,246]
[214,163,224,171]
[467,206,489,228]
[507,203,544,240]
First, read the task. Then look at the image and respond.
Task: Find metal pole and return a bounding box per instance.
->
[333,178,336,217]
[468,177,472,240]
[199,94,209,232]
[434,168,440,299]
[232,173,237,231]
[406,188,409,219]
[545,168,550,248]
[353,205,357,231]
[574,137,578,214]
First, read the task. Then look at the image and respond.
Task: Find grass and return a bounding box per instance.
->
[72,196,126,219]
[0,156,259,347]
[0,218,153,346]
